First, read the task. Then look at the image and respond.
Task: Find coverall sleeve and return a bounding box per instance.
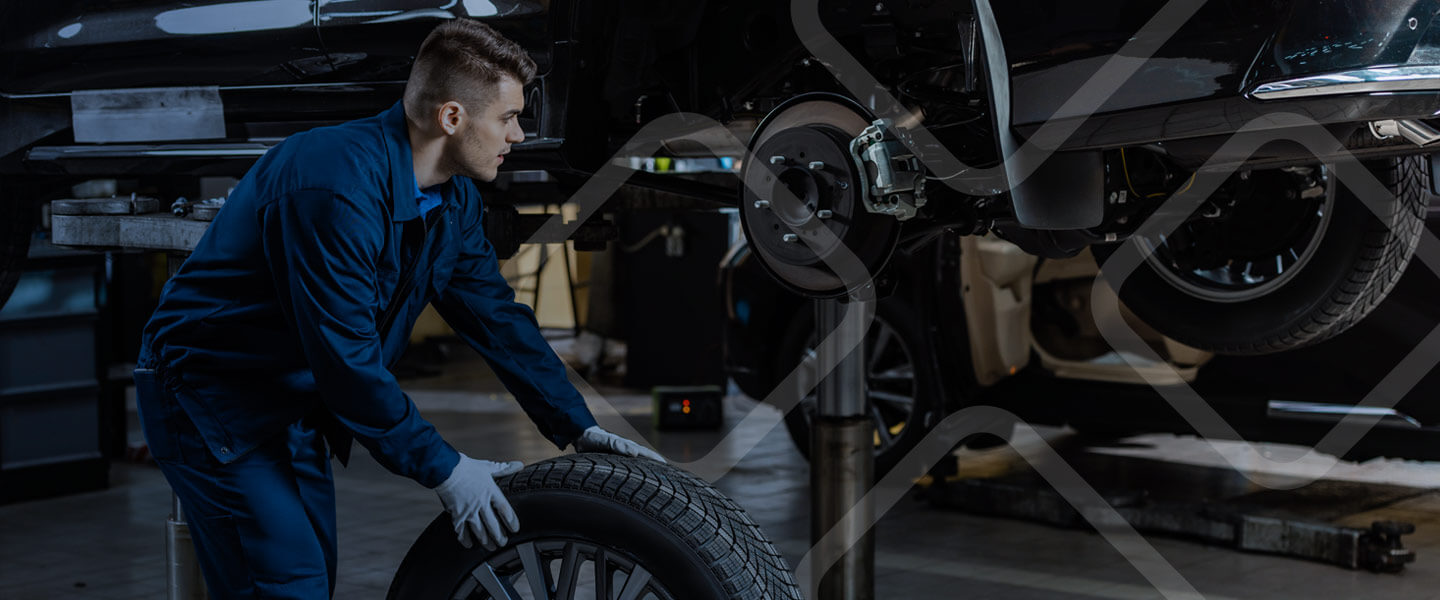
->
[433,194,598,450]
[261,188,460,488]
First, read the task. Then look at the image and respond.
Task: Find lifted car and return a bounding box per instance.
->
[3,1,1440,355]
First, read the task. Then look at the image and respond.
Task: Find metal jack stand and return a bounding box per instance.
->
[810,296,875,600]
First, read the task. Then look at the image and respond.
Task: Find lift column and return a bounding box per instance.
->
[810,295,875,600]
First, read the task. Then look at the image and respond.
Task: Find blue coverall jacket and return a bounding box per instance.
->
[138,101,597,488]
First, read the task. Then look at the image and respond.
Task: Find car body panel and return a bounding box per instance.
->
[0,0,328,94]
[7,1,1440,162]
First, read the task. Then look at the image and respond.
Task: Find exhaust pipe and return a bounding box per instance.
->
[1369,119,1440,147]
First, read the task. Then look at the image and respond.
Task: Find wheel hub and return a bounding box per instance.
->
[744,126,858,268]
[1143,168,1332,303]
[740,97,902,297]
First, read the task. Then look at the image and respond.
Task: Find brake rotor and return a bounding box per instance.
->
[740,95,902,297]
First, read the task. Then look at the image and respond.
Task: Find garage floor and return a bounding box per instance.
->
[5,353,1440,599]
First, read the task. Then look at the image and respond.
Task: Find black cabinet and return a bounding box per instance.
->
[617,210,734,390]
[0,240,109,504]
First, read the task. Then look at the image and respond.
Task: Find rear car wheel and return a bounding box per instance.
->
[776,297,945,478]
[387,454,802,600]
[1095,158,1429,355]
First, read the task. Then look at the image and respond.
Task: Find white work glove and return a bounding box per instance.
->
[434,453,523,550]
[572,426,666,463]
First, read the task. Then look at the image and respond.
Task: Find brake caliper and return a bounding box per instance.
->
[849,119,927,221]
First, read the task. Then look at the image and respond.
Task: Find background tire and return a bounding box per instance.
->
[0,198,35,312]
[387,454,802,600]
[775,296,945,478]
[1096,158,1429,355]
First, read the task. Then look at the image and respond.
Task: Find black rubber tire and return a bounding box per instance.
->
[776,296,945,478]
[1096,157,1429,355]
[0,198,35,312]
[386,454,802,600]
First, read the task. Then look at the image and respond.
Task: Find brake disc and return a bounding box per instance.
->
[740,95,902,297]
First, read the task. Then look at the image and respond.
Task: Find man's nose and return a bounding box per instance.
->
[506,121,525,144]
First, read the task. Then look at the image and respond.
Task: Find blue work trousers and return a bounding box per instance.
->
[135,369,338,599]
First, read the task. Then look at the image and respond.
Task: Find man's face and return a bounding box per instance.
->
[446,76,526,182]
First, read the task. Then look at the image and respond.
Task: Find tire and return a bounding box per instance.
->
[0,198,35,312]
[1095,157,1429,355]
[776,296,946,478]
[386,454,802,600]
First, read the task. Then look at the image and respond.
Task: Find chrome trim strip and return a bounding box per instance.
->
[26,142,274,161]
[511,137,564,151]
[1267,400,1422,428]
[27,137,562,161]
[1252,65,1440,100]
[1,80,406,100]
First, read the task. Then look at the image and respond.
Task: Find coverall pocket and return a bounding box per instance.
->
[133,368,181,462]
[134,368,210,465]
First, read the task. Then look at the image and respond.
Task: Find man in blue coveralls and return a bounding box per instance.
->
[133,20,662,599]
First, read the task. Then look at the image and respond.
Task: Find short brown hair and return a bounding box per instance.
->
[404,20,537,117]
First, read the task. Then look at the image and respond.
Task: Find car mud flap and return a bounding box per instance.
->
[972,0,1103,230]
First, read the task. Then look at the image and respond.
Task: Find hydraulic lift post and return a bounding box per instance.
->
[167,492,206,599]
[810,296,875,600]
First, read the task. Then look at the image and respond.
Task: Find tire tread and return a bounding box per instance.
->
[503,454,804,600]
[1230,156,1430,354]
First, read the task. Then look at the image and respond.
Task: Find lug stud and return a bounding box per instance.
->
[808,161,825,171]
[817,209,833,219]
[769,156,786,165]
[754,200,771,209]
[782,234,799,243]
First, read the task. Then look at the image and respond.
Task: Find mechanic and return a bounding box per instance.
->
[133,20,662,599]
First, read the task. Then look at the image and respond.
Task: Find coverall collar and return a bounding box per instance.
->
[380,101,422,223]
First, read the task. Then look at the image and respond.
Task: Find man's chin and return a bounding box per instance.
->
[464,167,499,182]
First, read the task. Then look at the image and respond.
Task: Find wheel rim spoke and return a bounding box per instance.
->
[870,403,894,447]
[869,365,914,382]
[470,563,521,600]
[458,539,673,600]
[869,390,914,409]
[516,542,548,599]
[594,548,611,600]
[555,542,581,600]
[616,565,653,600]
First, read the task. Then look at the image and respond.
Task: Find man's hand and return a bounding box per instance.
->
[434,454,523,550]
[573,426,666,463]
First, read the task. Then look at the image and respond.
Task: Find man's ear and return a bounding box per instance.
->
[438,101,465,136]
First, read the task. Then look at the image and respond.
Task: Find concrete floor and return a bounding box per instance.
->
[6,353,1440,599]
